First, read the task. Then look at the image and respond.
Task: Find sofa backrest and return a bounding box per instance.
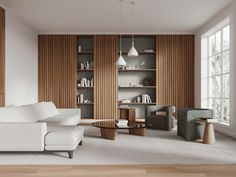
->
[21,102,59,122]
[46,102,60,117]
[0,102,60,123]
[0,106,29,122]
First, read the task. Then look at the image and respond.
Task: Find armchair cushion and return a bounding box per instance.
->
[156,111,167,116]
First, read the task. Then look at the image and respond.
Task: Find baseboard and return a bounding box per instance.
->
[214,124,236,139]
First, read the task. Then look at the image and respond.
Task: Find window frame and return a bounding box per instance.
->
[201,22,231,126]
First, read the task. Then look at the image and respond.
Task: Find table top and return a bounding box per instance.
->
[92,121,145,129]
[195,117,216,123]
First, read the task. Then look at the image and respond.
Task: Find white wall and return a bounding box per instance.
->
[195,1,236,136]
[5,11,38,106]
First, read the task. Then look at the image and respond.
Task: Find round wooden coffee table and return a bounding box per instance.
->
[92,121,145,140]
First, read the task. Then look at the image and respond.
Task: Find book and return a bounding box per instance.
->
[116,120,128,127]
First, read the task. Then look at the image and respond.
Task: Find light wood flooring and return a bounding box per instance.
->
[0,165,235,177]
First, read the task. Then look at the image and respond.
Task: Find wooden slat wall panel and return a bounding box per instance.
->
[94,35,118,119]
[156,35,194,115]
[38,35,77,108]
[0,7,5,107]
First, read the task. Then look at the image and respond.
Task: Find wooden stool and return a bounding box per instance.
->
[118,107,136,122]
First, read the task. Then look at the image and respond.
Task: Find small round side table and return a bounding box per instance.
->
[195,117,216,145]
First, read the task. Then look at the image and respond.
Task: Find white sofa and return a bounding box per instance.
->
[0,102,84,159]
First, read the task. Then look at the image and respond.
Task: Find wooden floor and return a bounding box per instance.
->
[0,165,235,177]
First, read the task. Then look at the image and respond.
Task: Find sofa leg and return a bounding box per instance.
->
[68,151,74,159]
[79,140,83,145]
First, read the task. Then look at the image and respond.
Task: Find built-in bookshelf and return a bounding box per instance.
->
[118,36,157,119]
[77,36,94,119]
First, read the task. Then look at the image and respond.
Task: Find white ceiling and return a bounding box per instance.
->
[0,0,233,34]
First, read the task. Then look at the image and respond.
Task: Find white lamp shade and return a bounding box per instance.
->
[128,46,138,57]
[116,55,126,66]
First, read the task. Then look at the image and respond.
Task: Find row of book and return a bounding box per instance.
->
[141,94,152,103]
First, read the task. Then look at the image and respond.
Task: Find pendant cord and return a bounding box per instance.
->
[131,1,135,45]
[119,0,122,55]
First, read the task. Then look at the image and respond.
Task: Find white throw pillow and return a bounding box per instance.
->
[0,106,28,122]
[31,102,51,120]
[20,105,41,122]
[46,102,60,117]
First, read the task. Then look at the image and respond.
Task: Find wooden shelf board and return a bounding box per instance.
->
[121,52,156,55]
[78,52,94,55]
[81,117,94,120]
[77,69,94,72]
[77,103,94,105]
[118,86,156,89]
[118,103,157,105]
[118,69,156,72]
[78,87,94,89]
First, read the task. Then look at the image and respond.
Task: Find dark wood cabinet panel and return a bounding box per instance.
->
[38,35,77,108]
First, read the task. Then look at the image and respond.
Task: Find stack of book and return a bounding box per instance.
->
[116,120,128,128]
[142,94,152,103]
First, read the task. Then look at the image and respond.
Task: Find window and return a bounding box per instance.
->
[201,20,230,125]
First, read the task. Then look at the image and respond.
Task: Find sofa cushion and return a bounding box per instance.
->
[31,102,52,120]
[45,102,60,117]
[21,104,43,122]
[45,125,84,151]
[0,106,28,122]
[41,112,80,126]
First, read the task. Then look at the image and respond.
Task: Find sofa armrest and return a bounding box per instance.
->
[57,108,81,124]
[0,122,47,151]
[57,109,81,117]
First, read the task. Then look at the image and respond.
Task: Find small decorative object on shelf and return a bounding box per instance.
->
[78,94,84,103]
[77,94,93,104]
[80,63,84,70]
[137,96,141,103]
[140,61,145,69]
[78,45,82,53]
[123,65,136,70]
[144,49,154,53]
[143,76,153,86]
[120,99,131,103]
[83,99,92,103]
[119,105,129,108]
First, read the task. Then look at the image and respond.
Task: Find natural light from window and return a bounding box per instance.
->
[201,18,230,125]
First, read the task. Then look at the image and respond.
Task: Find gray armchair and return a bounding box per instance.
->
[145,105,176,131]
[177,108,213,141]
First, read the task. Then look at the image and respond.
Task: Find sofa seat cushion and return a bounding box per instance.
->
[45,125,84,151]
[41,112,80,126]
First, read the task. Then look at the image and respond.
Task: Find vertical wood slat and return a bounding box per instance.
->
[38,35,77,108]
[156,35,194,116]
[0,7,5,107]
[94,35,118,119]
